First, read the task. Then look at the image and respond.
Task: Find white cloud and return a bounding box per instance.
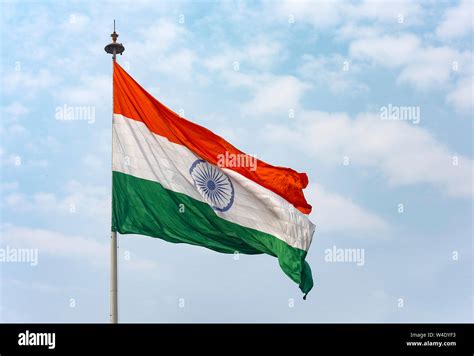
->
[298,54,368,94]
[55,74,110,106]
[3,180,110,221]
[204,38,282,72]
[0,181,19,191]
[154,48,196,80]
[350,33,420,68]
[245,40,283,68]
[60,13,90,32]
[81,154,105,171]
[0,102,33,138]
[436,0,473,40]
[336,23,383,41]
[242,75,310,116]
[1,225,106,263]
[2,102,30,117]
[216,70,310,116]
[0,123,28,137]
[264,110,473,197]
[220,70,260,88]
[136,19,187,52]
[0,150,48,168]
[274,0,422,28]
[275,0,342,28]
[4,9,53,52]
[447,77,473,112]
[0,225,159,273]
[126,19,195,79]
[30,136,61,152]
[307,184,388,235]
[2,69,59,97]
[347,0,423,25]
[350,33,470,91]
[397,46,466,90]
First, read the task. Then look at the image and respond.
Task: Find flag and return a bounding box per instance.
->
[112,62,316,296]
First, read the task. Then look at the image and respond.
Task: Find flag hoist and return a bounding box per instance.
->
[104,20,124,324]
[104,22,316,324]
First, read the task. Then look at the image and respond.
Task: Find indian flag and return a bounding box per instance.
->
[112,62,316,297]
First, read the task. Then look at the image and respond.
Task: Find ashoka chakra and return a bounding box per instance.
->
[189,159,235,212]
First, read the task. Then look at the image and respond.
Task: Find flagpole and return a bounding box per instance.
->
[105,20,124,324]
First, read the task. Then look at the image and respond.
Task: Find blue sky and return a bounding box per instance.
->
[0,0,472,322]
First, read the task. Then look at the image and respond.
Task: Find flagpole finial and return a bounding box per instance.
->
[104,20,125,61]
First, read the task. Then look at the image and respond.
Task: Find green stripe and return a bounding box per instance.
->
[112,171,313,295]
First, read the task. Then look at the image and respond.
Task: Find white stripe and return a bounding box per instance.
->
[113,114,315,251]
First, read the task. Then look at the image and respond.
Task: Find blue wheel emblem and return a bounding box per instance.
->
[189,159,234,212]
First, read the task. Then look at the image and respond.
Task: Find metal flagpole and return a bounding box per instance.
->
[105,20,124,324]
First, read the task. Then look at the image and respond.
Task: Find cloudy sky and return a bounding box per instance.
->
[0,0,472,322]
